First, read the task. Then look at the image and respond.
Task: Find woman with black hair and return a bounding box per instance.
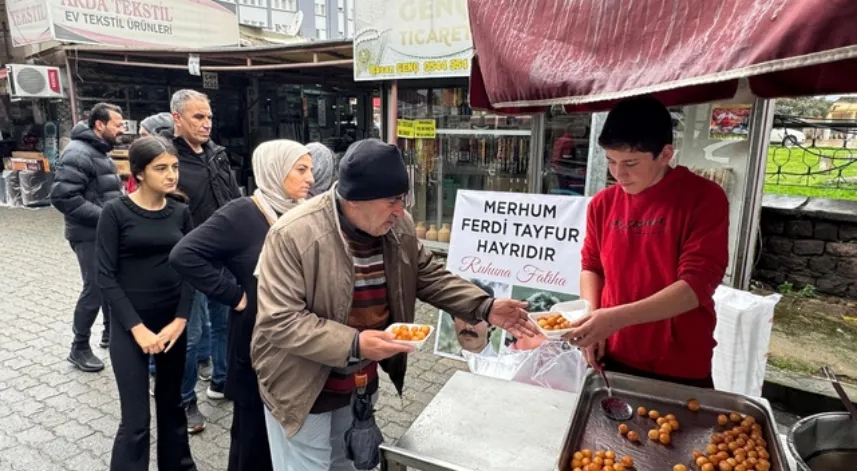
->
[96,135,197,471]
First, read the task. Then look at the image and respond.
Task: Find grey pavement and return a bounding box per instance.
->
[0,206,467,471]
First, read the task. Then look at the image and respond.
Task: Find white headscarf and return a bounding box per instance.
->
[252,140,310,222]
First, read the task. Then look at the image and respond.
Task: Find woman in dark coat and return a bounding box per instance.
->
[170,140,314,471]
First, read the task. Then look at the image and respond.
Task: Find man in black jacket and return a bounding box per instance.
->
[50,102,125,372]
[164,89,241,433]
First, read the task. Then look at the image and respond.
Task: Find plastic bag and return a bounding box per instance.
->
[463,348,531,381]
[2,170,22,207]
[19,170,53,207]
[465,339,588,394]
[513,340,588,393]
[711,285,781,396]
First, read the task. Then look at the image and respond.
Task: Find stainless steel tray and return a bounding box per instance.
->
[558,370,789,471]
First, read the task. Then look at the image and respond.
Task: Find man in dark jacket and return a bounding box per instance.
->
[50,102,125,372]
[164,89,241,433]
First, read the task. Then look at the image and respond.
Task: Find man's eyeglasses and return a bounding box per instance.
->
[388,193,413,209]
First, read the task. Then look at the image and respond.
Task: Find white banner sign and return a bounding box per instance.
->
[6,0,52,47]
[433,190,590,360]
[7,0,240,49]
[353,0,473,81]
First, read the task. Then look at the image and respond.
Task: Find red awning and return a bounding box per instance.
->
[468,0,857,113]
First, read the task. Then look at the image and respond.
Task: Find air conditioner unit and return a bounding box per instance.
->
[6,64,64,99]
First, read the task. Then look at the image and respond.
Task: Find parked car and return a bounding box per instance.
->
[770,128,806,147]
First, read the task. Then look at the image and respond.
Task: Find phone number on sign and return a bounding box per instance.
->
[368,59,469,76]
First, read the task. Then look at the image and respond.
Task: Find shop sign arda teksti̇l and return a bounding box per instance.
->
[5,0,240,49]
[354,0,473,81]
[433,191,591,361]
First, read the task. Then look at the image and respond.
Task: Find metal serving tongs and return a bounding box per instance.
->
[822,366,857,421]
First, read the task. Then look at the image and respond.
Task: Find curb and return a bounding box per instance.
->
[762,366,857,417]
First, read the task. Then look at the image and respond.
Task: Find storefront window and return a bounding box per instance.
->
[397,84,533,244]
[542,107,591,196]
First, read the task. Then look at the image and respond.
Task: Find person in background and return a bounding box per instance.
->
[253,139,535,471]
[128,113,175,220]
[305,142,335,197]
[140,112,174,137]
[170,140,314,471]
[164,89,242,433]
[566,96,729,388]
[96,136,196,471]
[50,102,125,372]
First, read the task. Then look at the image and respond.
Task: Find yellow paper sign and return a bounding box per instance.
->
[397,119,415,139]
[414,119,437,139]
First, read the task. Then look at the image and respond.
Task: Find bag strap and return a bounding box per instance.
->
[250,195,275,226]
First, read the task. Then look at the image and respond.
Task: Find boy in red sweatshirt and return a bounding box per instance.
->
[566,96,729,388]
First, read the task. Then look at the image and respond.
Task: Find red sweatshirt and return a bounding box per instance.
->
[580,166,729,379]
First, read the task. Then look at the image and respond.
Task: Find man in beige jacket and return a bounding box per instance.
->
[253,139,533,471]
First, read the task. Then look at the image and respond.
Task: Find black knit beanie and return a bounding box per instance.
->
[337,139,409,201]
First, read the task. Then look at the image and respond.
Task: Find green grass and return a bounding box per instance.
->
[767,354,818,376]
[764,146,857,201]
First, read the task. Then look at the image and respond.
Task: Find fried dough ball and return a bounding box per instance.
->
[618,424,629,435]
[718,414,729,426]
[637,406,647,417]
[687,399,701,411]
[626,431,639,442]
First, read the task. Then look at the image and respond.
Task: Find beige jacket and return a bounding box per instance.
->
[252,187,493,436]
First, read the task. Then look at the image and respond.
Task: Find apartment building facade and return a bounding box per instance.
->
[220,0,356,39]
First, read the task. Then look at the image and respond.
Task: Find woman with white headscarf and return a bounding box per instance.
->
[170,140,313,471]
[305,142,336,197]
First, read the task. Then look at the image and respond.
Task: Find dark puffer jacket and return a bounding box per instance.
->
[50,122,124,242]
[162,130,241,227]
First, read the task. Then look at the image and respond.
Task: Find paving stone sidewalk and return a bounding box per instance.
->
[0,207,465,471]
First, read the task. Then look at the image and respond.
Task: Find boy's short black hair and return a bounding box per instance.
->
[598,95,673,157]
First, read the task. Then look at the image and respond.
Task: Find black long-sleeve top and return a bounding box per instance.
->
[169,197,269,401]
[96,196,195,330]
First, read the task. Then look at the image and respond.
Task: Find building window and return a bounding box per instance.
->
[348,19,354,35]
[314,0,326,16]
[338,13,345,35]
[338,0,345,10]
[317,27,327,39]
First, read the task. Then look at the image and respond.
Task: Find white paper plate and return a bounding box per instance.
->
[385,323,434,349]
[527,300,591,338]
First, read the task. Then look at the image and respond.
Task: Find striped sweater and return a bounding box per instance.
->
[310,204,390,413]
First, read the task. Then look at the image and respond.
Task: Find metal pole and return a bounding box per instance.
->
[71,56,353,72]
[584,112,608,196]
[733,98,775,290]
[529,113,546,194]
[64,54,78,124]
[387,80,398,144]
